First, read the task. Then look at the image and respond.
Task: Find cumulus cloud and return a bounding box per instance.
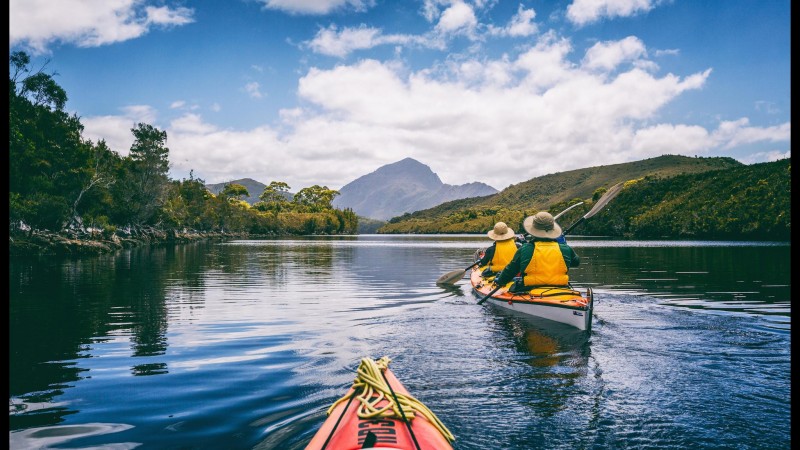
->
[567,0,656,27]
[488,5,538,37]
[306,24,413,57]
[81,105,158,155]
[736,150,791,165]
[582,36,648,72]
[712,119,791,149]
[435,1,478,36]
[71,11,788,191]
[9,0,194,54]
[257,0,374,15]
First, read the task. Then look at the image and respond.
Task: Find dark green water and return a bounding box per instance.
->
[9,236,790,449]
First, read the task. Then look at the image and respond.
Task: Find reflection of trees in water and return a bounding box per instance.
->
[9,242,216,427]
[208,240,336,286]
[570,245,790,305]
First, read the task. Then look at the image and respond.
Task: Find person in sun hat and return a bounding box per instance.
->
[493,211,580,291]
[476,221,521,277]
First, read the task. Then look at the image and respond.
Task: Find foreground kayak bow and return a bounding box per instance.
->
[305,356,455,450]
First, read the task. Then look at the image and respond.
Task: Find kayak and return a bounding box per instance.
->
[305,356,455,450]
[470,261,594,331]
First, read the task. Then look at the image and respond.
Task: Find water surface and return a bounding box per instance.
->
[9,235,790,449]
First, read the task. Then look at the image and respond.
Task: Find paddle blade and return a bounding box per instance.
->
[584,182,624,219]
[437,269,466,285]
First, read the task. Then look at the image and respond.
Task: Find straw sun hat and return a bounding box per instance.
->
[487,222,516,241]
[523,211,562,239]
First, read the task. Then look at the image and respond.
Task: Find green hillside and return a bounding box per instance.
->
[580,158,790,240]
[378,155,742,232]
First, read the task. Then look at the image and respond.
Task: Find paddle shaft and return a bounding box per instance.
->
[477,284,504,305]
[563,182,624,236]
[563,217,585,235]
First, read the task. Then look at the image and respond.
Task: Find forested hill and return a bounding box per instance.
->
[576,158,790,240]
[378,156,790,240]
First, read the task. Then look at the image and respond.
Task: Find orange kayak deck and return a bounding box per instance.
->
[470,267,594,330]
[305,357,454,450]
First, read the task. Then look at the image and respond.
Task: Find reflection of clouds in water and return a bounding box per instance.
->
[9,423,137,450]
[9,398,69,415]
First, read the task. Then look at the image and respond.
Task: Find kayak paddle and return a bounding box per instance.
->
[436,261,480,285]
[562,182,624,235]
[477,283,504,305]
[478,184,623,305]
[436,201,586,286]
[553,201,583,220]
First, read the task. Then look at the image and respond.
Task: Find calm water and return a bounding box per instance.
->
[9,235,791,449]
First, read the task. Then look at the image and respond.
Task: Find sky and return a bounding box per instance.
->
[9,0,791,192]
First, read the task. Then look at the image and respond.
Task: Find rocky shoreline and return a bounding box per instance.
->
[8,228,250,257]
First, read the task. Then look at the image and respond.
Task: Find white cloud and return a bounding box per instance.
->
[420,0,449,22]
[488,5,538,37]
[736,150,790,165]
[144,5,194,26]
[631,124,713,157]
[9,0,194,54]
[307,25,383,57]
[81,105,158,155]
[567,0,656,27]
[435,1,478,36]
[79,31,789,191]
[582,36,648,72]
[306,24,431,57]
[258,0,374,15]
[244,82,264,99]
[711,119,791,149]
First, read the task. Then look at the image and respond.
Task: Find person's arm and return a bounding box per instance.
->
[494,248,521,285]
[478,242,496,266]
[562,244,580,267]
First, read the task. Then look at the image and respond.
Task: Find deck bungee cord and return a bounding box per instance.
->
[322,356,455,448]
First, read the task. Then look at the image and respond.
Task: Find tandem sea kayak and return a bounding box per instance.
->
[471,261,594,331]
[305,356,455,450]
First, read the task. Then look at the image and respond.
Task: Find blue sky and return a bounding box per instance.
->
[9,0,790,192]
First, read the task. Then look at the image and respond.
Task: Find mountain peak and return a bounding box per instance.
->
[332,158,498,220]
[374,158,441,184]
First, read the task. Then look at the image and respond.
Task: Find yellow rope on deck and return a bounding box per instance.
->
[327,356,455,443]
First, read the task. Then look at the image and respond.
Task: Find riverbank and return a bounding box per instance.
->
[8,228,249,257]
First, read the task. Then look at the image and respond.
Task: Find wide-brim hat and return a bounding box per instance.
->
[487,221,516,241]
[523,211,562,239]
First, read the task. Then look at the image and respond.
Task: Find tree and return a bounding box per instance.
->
[9,50,93,232]
[220,183,250,202]
[10,51,66,110]
[67,139,118,230]
[256,181,292,212]
[292,185,340,212]
[127,123,171,227]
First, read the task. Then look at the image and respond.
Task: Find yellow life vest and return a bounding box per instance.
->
[489,239,517,272]
[522,241,569,286]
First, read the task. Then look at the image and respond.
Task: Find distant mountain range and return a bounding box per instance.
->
[331,158,498,220]
[207,158,498,221]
